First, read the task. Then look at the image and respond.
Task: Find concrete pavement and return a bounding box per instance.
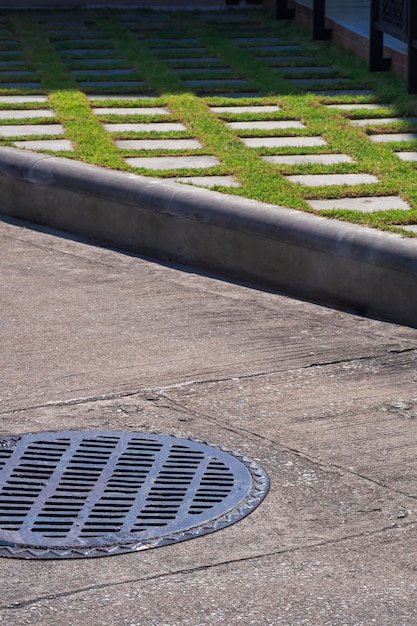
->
[2,214,417,625]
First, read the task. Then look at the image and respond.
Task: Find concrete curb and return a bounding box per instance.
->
[1,146,416,328]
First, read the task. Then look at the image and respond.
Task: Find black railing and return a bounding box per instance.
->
[369,0,417,93]
[276,0,331,40]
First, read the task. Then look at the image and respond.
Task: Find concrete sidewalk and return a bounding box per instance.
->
[2,215,417,625]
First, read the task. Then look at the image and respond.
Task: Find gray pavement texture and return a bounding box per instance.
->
[2,215,417,626]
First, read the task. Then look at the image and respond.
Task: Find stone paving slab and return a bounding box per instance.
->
[309,195,411,211]
[116,138,202,150]
[183,78,250,86]
[125,155,219,169]
[0,51,24,57]
[89,95,156,101]
[68,58,126,66]
[154,47,207,55]
[167,57,220,65]
[227,120,305,130]
[104,122,187,132]
[289,77,352,85]
[174,175,240,187]
[78,81,146,88]
[71,69,135,77]
[273,65,335,74]
[0,124,64,137]
[13,139,73,151]
[171,67,233,74]
[0,110,54,120]
[351,117,417,126]
[254,45,302,52]
[233,37,283,44]
[147,38,199,45]
[59,49,116,56]
[93,107,168,115]
[55,39,110,48]
[0,61,26,67]
[266,56,318,63]
[287,173,379,186]
[396,151,417,161]
[242,136,327,148]
[313,89,375,96]
[370,133,417,142]
[0,82,41,88]
[263,153,353,165]
[326,103,390,110]
[198,92,261,98]
[0,95,48,103]
[210,105,281,113]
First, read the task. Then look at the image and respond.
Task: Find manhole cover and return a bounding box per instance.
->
[0,430,269,559]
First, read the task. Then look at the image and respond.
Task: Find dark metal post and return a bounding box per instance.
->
[369,0,392,71]
[313,0,332,40]
[408,0,417,93]
[276,0,295,20]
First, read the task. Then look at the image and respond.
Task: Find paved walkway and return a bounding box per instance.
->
[2,215,417,625]
[0,8,415,232]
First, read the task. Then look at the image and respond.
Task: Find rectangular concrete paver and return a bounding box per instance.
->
[0,82,41,88]
[167,57,220,64]
[0,110,54,120]
[289,77,352,85]
[287,173,379,186]
[125,155,219,169]
[184,78,250,86]
[326,103,390,110]
[370,133,417,142]
[13,139,73,151]
[116,138,202,150]
[227,120,305,130]
[72,69,135,76]
[351,117,417,126]
[263,153,353,164]
[242,136,327,148]
[105,122,187,132]
[210,105,281,113]
[254,45,302,52]
[154,47,207,55]
[313,89,375,96]
[274,65,335,74]
[68,58,127,66]
[59,49,115,55]
[172,67,233,75]
[0,124,64,136]
[89,95,156,101]
[396,151,417,161]
[0,95,48,103]
[93,107,168,115]
[309,195,411,211]
[78,81,146,88]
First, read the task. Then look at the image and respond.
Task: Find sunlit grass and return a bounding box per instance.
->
[0,7,414,233]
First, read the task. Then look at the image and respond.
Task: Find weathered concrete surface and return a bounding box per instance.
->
[1,215,417,625]
[1,147,417,329]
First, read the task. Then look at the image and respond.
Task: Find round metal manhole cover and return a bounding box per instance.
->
[0,430,269,559]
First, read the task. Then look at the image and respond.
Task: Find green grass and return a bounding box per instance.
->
[0,7,416,234]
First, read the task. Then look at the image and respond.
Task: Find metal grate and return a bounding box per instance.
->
[0,430,269,559]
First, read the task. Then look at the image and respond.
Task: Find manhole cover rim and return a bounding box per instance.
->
[0,429,269,559]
